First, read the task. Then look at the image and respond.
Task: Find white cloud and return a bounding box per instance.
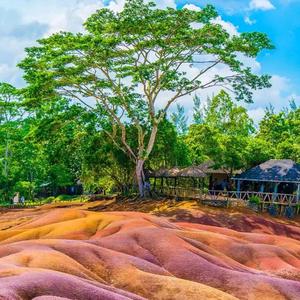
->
[20,1,105,35]
[213,16,239,36]
[249,0,275,11]
[155,0,176,9]
[244,16,256,25]
[0,0,117,87]
[183,4,239,37]
[247,107,266,124]
[245,75,300,122]
[251,75,295,108]
[183,4,201,11]
[15,0,176,35]
[107,0,125,12]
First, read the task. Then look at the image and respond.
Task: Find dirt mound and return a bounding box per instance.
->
[0,202,299,299]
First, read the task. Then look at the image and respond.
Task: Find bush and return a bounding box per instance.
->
[15,181,36,200]
[45,196,55,203]
[268,204,278,217]
[55,194,76,201]
[202,187,209,194]
[285,206,294,219]
[249,195,261,205]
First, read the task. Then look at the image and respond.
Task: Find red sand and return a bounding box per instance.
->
[0,200,299,299]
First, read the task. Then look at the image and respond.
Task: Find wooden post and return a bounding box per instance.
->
[260,183,264,192]
[237,180,241,199]
[272,182,279,202]
[297,184,300,203]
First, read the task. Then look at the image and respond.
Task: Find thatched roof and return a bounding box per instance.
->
[178,166,206,178]
[234,159,300,183]
[198,160,230,175]
[152,166,205,178]
[167,167,181,177]
[151,160,241,179]
[152,168,169,177]
[152,167,181,178]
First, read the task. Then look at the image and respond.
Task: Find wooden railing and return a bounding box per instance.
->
[206,190,298,204]
[155,186,298,204]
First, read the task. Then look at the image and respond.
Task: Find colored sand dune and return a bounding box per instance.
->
[0,201,299,299]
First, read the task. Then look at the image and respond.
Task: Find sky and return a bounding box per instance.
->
[0,0,299,123]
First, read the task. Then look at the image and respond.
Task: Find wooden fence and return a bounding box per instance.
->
[157,186,297,202]
[155,186,299,213]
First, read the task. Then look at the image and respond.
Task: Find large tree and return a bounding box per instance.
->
[19,0,273,196]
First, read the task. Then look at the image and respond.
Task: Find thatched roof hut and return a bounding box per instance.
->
[151,167,181,178]
[152,168,169,178]
[151,160,236,179]
[234,159,300,183]
[178,166,206,178]
[198,160,231,175]
[167,167,181,177]
[151,166,206,178]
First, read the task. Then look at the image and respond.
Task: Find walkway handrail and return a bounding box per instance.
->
[155,187,298,204]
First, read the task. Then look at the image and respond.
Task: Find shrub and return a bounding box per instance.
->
[249,195,261,205]
[55,194,76,201]
[46,196,55,203]
[202,187,209,194]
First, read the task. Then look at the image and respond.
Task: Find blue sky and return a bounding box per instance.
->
[0,0,299,122]
[181,0,300,92]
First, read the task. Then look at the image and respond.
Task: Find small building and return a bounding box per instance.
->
[150,161,240,193]
[198,160,241,190]
[233,159,300,201]
[148,166,206,186]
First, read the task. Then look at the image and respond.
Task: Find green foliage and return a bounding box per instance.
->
[55,194,76,201]
[46,196,55,202]
[244,137,275,168]
[0,1,286,199]
[258,104,300,162]
[98,176,115,194]
[18,0,273,196]
[15,181,35,200]
[149,116,190,169]
[193,94,204,125]
[0,83,41,201]
[171,104,188,135]
[249,195,261,205]
[186,90,254,171]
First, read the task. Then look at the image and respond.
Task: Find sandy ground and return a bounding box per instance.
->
[0,199,299,299]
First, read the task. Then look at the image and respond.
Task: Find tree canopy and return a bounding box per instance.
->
[18,0,273,196]
[3,0,298,201]
[186,90,255,172]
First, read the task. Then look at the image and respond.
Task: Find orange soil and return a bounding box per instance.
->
[0,199,299,299]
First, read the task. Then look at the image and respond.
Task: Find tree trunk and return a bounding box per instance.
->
[136,159,145,198]
[135,124,158,198]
